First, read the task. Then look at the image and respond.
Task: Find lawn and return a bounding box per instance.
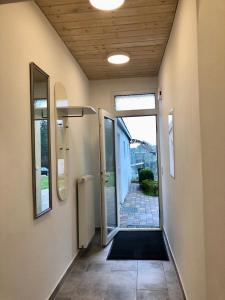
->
[41,175,49,190]
[106,171,115,187]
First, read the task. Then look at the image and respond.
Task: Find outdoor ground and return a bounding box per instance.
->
[120,183,160,228]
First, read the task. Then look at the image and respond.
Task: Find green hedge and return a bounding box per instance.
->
[139,168,154,183]
[140,179,159,196]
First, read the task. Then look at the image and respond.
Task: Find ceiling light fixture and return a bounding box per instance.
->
[89,0,125,11]
[107,53,130,65]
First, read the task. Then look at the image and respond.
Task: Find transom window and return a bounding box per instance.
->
[115,94,155,111]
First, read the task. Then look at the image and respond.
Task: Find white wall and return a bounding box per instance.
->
[0,2,93,300]
[90,77,158,115]
[158,0,207,299]
[198,0,225,298]
[90,77,158,226]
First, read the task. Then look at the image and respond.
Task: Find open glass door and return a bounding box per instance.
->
[99,109,119,246]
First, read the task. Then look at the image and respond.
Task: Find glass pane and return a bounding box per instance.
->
[115,94,155,111]
[104,117,117,234]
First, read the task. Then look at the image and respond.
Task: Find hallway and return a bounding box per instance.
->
[55,233,184,300]
[1,1,225,299]
[120,183,160,228]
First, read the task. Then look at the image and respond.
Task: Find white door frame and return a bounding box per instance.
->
[113,93,163,230]
[99,109,120,246]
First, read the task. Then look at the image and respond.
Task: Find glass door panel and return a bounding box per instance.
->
[99,109,119,246]
[104,117,117,234]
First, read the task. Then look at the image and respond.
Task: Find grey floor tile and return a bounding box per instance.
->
[167,282,184,300]
[57,276,81,298]
[104,287,136,300]
[164,269,179,285]
[78,271,110,291]
[54,232,184,300]
[164,263,184,299]
[70,260,89,274]
[137,269,167,291]
[137,290,169,300]
[87,262,112,272]
[162,261,175,273]
[111,260,137,271]
[108,270,137,289]
[168,288,184,300]
[138,261,163,272]
[79,248,109,263]
[72,286,105,300]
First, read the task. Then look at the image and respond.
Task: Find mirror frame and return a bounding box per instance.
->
[30,62,52,219]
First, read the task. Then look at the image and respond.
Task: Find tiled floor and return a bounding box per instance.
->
[55,233,184,300]
[120,183,160,228]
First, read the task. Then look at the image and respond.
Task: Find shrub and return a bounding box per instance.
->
[139,168,154,183]
[140,179,159,196]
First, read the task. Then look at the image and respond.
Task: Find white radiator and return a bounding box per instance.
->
[77,175,95,249]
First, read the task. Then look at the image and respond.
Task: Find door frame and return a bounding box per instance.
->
[113,92,163,230]
[98,109,120,246]
[116,132,122,204]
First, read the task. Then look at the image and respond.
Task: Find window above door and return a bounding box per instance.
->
[115,94,156,112]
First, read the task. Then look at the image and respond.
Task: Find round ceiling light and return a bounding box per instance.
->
[89,0,125,11]
[107,53,130,65]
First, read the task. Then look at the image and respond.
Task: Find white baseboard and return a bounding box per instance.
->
[163,227,187,300]
[48,250,79,300]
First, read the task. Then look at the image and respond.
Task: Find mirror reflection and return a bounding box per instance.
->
[30,63,52,218]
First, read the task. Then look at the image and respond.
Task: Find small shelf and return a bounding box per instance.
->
[57,106,96,118]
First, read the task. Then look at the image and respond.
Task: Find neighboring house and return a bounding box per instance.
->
[117,118,132,204]
[130,143,158,181]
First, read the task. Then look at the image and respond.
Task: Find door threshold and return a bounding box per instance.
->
[119,227,162,231]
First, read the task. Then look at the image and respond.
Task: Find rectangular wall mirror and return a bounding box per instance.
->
[30,63,52,218]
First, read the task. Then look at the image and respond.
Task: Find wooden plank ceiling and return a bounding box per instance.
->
[36,0,178,80]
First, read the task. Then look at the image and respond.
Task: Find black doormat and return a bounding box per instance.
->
[107,231,169,260]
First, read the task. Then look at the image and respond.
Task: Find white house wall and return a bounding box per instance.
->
[117,123,131,204]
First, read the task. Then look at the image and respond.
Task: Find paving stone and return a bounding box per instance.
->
[120,183,160,228]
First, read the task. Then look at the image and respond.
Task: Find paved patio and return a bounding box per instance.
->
[120,183,160,228]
